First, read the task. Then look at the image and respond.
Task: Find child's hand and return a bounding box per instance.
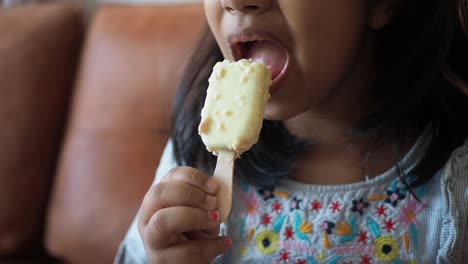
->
[137,166,231,264]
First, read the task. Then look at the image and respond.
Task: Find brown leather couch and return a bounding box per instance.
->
[0,2,204,263]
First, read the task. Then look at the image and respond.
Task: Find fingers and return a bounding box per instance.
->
[185,228,221,240]
[161,167,219,195]
[137,166,228,263]
[149,237,231,264]
[140,181,218,225]
[139,167,219,226]
[144,206,221,249]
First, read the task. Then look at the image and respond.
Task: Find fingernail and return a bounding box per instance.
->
[206,195,217,207]
[224,238,232,248]
[206,179,218,193]
[208,211,219,221]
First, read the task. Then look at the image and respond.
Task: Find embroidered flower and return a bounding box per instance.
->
[272,201,282,213]
[311,199,323,212]
[383,218,397,233]
[284,226,294,240]
[256,230,279,255]
[373,235,399,262]
[359,255,372,264]
[242,188,260,225]
[320,221,336,235]
[261,214,272,226]
[258,187,275,201]
[290,196,303,211]
[278,249,291,262]
[374,204,388,217]
[351,198,369,215]
[384,188,406,207]
[330,201,341,213]
[296,259,307,264]
[317,251,326,261]
[357,230,369,244]
[395,195,425,229]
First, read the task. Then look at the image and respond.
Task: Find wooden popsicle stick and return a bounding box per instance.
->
[213,150,236,222]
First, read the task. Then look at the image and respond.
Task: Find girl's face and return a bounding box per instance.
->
[204,0,392,121]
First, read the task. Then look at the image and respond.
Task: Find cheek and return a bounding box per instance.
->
[264,1,369,120]
[204,2,233,60]
[296,9,367,80]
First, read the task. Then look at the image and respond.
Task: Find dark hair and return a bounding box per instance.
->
[171,1,468,188]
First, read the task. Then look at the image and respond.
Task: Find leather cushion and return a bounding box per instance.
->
[0,3,83,257]
[45,4,204,263]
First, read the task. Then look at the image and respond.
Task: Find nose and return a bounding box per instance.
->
[222,0,272,14]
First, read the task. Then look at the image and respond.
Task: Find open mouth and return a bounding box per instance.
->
[241,40,288,80]
[229,33,289,81]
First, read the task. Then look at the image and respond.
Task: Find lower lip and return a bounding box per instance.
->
[268,56,289,96]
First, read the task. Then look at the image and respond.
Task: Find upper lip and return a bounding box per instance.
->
[227,28,286,61]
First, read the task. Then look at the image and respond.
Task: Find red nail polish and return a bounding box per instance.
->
[224,238,232,248]
[209,211,219,221]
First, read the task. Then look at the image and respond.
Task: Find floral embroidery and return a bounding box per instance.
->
[284,226,294,240]
[395,195,425,229]
[311,199,323,212]
[295,259,307,264]
[367,217,381,238]
[330,201,342,213]
[256,230,279,255]
[248,228,255,242]
[272,201,282,213]
[294,213,313,245]
[322,230,331,250]
[317,251,326,261]
[320,221,335,250]
[236,176,429,263]
[243,188,261,225]
[290,196,303,211]
[410,223,419,249]
[293,214,312,245]
[359,255,372,264]
[336,220,353,236]
[374,204,388,217]
[273,215,287,233]
[383,218,397,233]
[368,194,387,201]
[384,188,406,207]
[320,221,336,235]
[402,232,409,253]
[298,220,313,234]
[351,198,369,215]
[278,249,291,262]
[373,235,399,262]
[357,230,369,244]
[262,214,272,226]
[258,187,275,201]
[337,215,358,244]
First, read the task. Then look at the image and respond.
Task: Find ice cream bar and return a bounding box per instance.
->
[198,59,272,222]
[199,59,271,157]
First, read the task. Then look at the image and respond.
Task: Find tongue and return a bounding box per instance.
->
[246,41,287,80]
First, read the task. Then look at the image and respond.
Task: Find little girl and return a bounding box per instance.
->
[116,0,468,263]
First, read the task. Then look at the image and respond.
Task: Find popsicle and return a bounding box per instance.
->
[198,59,272,221]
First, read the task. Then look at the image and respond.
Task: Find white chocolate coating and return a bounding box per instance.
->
[198,59,272,156]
